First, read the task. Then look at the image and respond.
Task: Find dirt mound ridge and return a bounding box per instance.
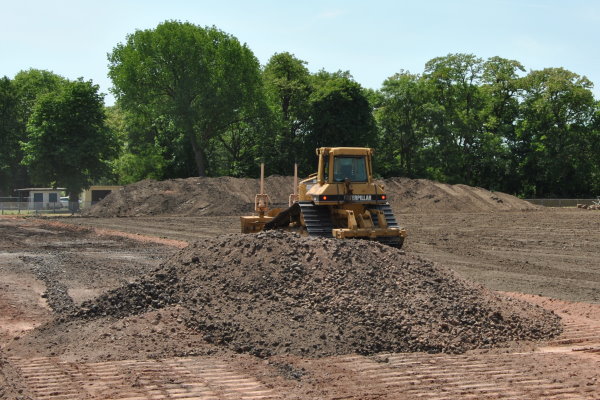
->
[71,232,560,358]
[383,177,537,213]
[85,175,294,217]
[86,176,535,217]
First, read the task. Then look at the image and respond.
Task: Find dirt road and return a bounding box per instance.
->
[1,208,599,399]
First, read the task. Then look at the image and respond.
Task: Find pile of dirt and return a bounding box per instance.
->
[44,231,561,359]
[85,176,536,217]
[85,176,294,218]
[383,177,537,213]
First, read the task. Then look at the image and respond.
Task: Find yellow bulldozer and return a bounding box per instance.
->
[240,147,407,248]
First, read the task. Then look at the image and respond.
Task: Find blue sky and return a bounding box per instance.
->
[2,0,599,105]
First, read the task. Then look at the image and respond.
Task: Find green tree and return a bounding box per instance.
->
[517,68,597,196]
[423,53,486,184]
[1,70,68,193]
[303,70,377,173]
[107,105,171,184]
[108,20,264,176]
[13,69,66,123]
[592,102,600,194]
[476,57,525,191]
[112,145,166,184]
[262,52,312,174]
[210,105,273,177]
[0,77,20,196]
[375,71,430,177]
[21,79,117,205]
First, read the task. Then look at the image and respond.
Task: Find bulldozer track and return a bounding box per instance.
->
[298,201,405,248]
[369,203,399,228]
[369,203,404,248]
[332,350,598,399]
[7,302,599,400]
[8,356,278,400]
[298,201,334,238]
[335,300,600,398]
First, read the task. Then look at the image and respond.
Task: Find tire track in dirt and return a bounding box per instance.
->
[329,351,598,399]
[301,296,600,399]
[7,301,599,400]
[511,293,600,358]
[51,216,240,244]
[8,356,279,400]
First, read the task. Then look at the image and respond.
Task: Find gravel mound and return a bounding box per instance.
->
[73,231,561,358]
[85,176,536,217]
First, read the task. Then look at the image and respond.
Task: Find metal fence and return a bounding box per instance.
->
[0,197,93,215]
[524,198,598,207]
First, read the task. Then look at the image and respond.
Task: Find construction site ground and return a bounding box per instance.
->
[1,207,599,399]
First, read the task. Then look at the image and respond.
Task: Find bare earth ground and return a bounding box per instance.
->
[1,208,599,399]
[58,208,600,304]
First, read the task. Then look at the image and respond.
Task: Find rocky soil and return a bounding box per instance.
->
[18,231,561,361]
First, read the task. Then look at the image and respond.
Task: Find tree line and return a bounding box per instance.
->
[1,20,599,199]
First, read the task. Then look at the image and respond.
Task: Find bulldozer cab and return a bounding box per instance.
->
[317,147,373,185]
[333,156,368,182]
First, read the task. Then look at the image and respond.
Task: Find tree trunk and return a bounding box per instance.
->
[183,118,208,177]
[68,191,80,214]
[189,136,207,177]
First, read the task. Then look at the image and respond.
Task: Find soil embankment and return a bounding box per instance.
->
[85,176,536,217]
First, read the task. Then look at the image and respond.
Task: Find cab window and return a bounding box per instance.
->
[333,156,367,182]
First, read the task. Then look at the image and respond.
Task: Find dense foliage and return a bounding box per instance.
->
[375,56,599,197]
[0,77,20,196]
[1,21,599,198]
[108,21,265,177]
[21,79,116,202]
[0,69,68,195]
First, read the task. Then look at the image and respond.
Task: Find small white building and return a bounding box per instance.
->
[16,188,66,210]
